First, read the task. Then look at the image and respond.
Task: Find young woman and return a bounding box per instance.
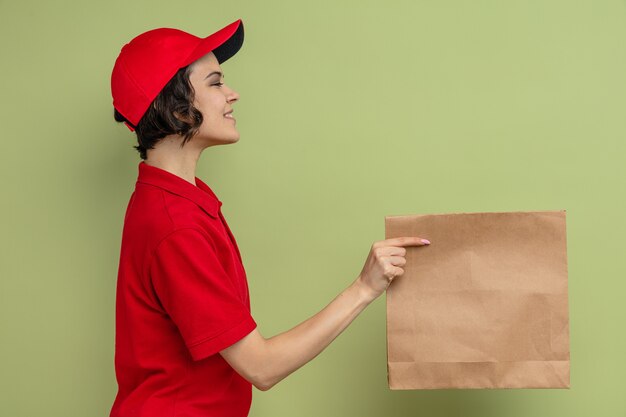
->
[109,18,430,417]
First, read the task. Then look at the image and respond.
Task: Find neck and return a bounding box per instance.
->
[143,135,204,186]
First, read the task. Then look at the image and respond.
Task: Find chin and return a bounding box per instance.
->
[225,136,240,144]
[225,132,240,143]
[216,127,240,142]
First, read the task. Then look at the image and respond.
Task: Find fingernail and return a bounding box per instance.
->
[421,239,431,244]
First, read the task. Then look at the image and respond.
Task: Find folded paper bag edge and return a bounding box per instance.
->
[385,209,566,222]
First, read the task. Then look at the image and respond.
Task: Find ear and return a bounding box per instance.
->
[173,111,193,124]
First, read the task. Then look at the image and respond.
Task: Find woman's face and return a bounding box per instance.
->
[187,51,240,146]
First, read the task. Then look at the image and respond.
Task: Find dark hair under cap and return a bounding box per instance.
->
[113,64,203,160]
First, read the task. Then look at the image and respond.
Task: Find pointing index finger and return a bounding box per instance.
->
[384,236,431,247]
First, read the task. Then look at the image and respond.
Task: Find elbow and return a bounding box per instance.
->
[253,381,272,392]
[252,375,276,392]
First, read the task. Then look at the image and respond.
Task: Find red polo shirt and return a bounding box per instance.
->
[110,161,257,417]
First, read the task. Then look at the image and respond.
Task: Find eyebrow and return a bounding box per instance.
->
[204,71,224,80]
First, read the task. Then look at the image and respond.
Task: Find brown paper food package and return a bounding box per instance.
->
[385,210,570,389]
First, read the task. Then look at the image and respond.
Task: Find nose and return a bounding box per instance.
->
[225,84,240,104]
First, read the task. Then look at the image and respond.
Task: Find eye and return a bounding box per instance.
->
[211,82,224,87]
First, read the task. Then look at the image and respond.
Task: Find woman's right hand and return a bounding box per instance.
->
[356,237,431,303]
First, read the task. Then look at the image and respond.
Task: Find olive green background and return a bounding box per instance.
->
[1,0,625,416]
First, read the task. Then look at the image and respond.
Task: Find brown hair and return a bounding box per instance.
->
[113,65,203,160]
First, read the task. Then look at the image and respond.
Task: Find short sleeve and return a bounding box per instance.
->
[149,228,257,361]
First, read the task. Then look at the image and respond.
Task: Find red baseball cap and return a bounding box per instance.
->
[111,19,244,132]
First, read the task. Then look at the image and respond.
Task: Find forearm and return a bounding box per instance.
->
[260,277,375,389]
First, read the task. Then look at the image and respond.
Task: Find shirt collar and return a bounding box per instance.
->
[136,161,222,219]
